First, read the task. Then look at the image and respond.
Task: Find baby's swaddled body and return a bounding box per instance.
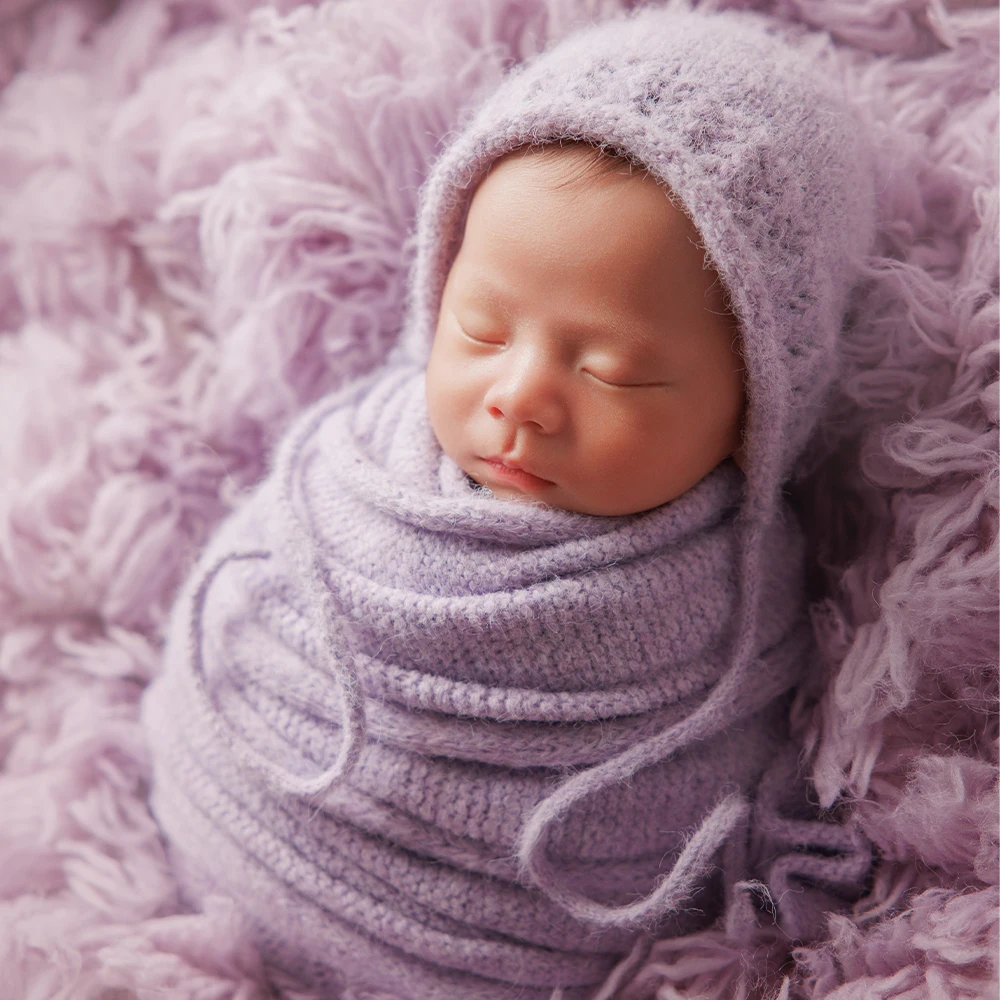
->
[143,365,809,999]
[142,7,878,998]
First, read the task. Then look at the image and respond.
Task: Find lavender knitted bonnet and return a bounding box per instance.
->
[402,7,875,492]
[141,7,876,999]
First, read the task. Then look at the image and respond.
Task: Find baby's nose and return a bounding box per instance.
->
[483,352,566,434]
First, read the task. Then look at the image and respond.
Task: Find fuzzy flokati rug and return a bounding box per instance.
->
[0,0,997,998]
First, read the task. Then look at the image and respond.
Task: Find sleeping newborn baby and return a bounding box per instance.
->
[141,8,876,1000]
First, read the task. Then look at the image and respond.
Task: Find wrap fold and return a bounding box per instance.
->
[143,366,830,999]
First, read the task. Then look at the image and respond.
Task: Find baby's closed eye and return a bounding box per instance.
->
[581,367,668,389]
[458,323,506,346]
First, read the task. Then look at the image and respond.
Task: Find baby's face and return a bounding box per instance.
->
[425,147,744,516]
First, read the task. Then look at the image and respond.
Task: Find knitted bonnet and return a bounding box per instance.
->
[395,2,877,923]
[401,5,876,488]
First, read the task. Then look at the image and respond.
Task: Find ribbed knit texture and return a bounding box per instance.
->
[142,366,810,998]
[142,6,878,998]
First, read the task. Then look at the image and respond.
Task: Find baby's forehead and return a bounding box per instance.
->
[448,145,732,336]
[462,147,699,260]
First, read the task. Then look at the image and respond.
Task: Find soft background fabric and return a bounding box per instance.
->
[0,0,995,997]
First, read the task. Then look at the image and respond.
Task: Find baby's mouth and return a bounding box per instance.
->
[478,456,555,492]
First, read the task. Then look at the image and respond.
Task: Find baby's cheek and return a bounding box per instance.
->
[425,357,458,450]
[426,355,478,455]
[577,399,653,478]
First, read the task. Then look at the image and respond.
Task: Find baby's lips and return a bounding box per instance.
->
[479,456,555,491]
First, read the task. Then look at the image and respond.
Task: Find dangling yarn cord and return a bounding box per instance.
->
[275,387,369,802]
[181,388,369,804]
[518,514,778,928]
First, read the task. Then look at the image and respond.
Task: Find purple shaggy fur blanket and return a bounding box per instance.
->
[0,0,996,997]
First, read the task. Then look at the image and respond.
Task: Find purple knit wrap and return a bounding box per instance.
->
[142,6,878,998]
[143,365,813,998]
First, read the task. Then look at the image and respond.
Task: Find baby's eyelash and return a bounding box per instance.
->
[458,324,505,346]
[583,369,662,389]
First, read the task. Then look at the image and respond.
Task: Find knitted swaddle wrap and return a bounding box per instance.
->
[142,6,878,998]
[143,366,808,998]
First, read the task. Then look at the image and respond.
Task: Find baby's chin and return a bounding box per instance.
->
[466,472,558,507]
[459,453,720,516]
[465,468,737,517]
[466,471,630,516]
[464,465,588,512]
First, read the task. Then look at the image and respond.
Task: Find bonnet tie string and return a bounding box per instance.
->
[179,389,369,802]
[517,514,778,929]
